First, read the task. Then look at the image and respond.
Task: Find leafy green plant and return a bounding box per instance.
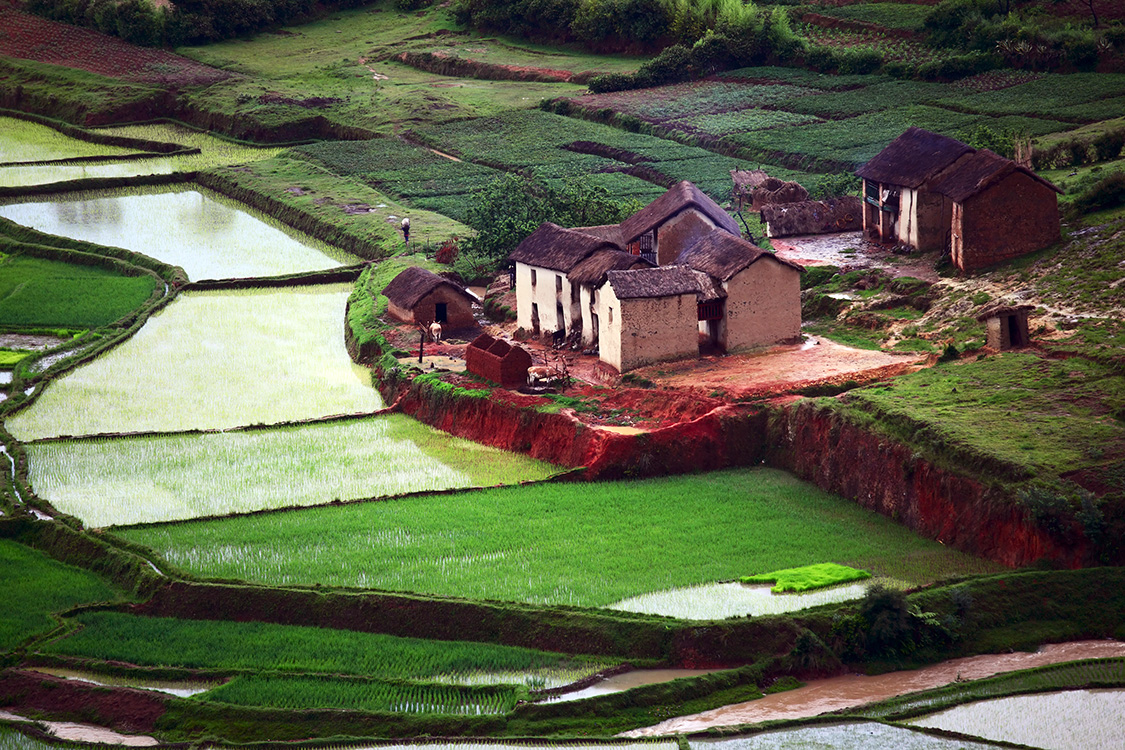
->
[740,563,872,593]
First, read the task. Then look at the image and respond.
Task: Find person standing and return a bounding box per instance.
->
[401,217,410,246]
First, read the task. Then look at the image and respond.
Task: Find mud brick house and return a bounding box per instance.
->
[465,333,532,388]
[675,229,803,353]
[977,304,1034,350]
[618,181,741,266]
[731,169,810,212]
[382,266,477,327]
[857,127,1060,271]
[600,266,705,372]
[508,182,803,373]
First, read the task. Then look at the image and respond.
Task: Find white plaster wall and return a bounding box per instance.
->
[515,262,567,335]
[723,259,802,352]
[598,284,624,370]
[579,285,599,346]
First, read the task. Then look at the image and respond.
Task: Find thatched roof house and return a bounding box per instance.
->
[567,248,652,288]
[382,266,476,327]
[618,181,740,264]
[857,128,1060,270]
[509,222,623,273]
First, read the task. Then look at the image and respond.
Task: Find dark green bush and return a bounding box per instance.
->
[633,44,695,88]
[1093,130,1125,163]
[835,47,882,75]
[1068,170,1125,216]
[586,72,636,93]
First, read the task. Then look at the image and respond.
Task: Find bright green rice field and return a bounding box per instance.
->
[0,540,120,652]
[5,285,383,440]
[26,416,557,527]
[0,254,156,329]
[115,468,1003,607]
[0,117,137,164]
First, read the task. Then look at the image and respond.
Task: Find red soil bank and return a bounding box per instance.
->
[0,669,167,732]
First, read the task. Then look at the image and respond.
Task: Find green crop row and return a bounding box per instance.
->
[669,109,822,136]
[716,67,888,90]
[936,72,1125,121]
[813,3,933,31]
[113,468,1002,608]
[781,79,958,119]
[568,82,819,123]
[0,539,121,652]
[0,253,156,330]
[199,675,520,715]
[43,611,614,686]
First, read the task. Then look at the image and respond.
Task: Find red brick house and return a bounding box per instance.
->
[856,127,1061,271]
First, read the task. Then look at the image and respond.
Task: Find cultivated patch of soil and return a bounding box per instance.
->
[0,8,231,86]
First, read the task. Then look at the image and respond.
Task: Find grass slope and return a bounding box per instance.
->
[114,468,1002,607]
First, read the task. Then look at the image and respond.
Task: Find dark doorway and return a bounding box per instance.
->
[435,302,448,323]
[531,303,540,337]
[1006,315,1026,347]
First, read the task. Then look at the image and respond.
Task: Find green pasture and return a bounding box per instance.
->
[173,2,590,137]
[5,286,383,441]
[811,3,933,31]
[0,254,156,329]
[0,58,164,127]
[0,539,120,652]
[0,185,358,281]
[114,468,1003,608]
[835,352,1125,479]
[27,416,558,527]
[937,73,1125,122]
[0,117,136,163]
[199,675,520,714]
[42,611,612,688]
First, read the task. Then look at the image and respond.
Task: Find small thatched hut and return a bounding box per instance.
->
[382,266,477,327]
[977,304,1034,350]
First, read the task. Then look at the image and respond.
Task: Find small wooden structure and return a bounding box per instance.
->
[465,333,532,388]
[382,266,476,327]
[977,305,1034,350]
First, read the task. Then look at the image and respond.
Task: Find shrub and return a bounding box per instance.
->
[1068,170,1125,217]
[835,47,882,76]
[1092,129,1125,163]
[587,72,635,93]
[633,44,696,88]
[861,585,912,657]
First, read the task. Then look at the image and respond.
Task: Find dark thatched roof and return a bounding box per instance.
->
[691,269,726,302]
[382,266,474,309]
[760,197,864,238]
[567,249,653,287]
[619,181,739,243]
[731,169,771,190]
[508,222,623,272]
[573,224,625,246]
[606,266,702,300]
[676,229,803,281]
[856,127,973,189]
[931,149,1062,203]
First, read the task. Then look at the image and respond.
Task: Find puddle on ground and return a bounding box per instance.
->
[0,710,158,746]
[0,372,13,384]
[608,581,871,620]
[543,669,724,703]
[29,667,218,698]
[624,640,1125,736]
[907,688,1125,750]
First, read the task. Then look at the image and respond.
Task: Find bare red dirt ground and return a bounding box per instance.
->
[0,7,230,86]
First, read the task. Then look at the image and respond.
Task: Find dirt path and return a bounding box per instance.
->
[623,640,1125,736]
[632,336,927,399]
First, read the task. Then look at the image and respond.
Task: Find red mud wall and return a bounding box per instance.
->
[385,376,771,480]
[769,400,1084,567]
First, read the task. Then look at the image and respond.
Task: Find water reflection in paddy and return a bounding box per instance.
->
[0,186,358,279]
[28,667,217,698]
[6,286,382,440]
[691,722,1007,749]
[907,688,1125,750]
[608,580,872,620]
[545,669,723,703]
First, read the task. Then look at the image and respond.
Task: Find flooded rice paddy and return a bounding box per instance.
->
[26,415,557,527]
[545,669,723,703]
[607,580,874,620]
[27,667,216,698]
[0,186,357,279]
[906,688,1125,750]
[689,722,1007,749]
[5,286,383,440]
[0,117,136,164]
[0,714,157,746]
[625,640,1125,736]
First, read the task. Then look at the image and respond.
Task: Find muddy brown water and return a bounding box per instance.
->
[624,640,1125,736]
[0,710,159,746]
[545,669,724,703]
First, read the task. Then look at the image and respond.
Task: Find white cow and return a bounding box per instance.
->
[429,321,443,342]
